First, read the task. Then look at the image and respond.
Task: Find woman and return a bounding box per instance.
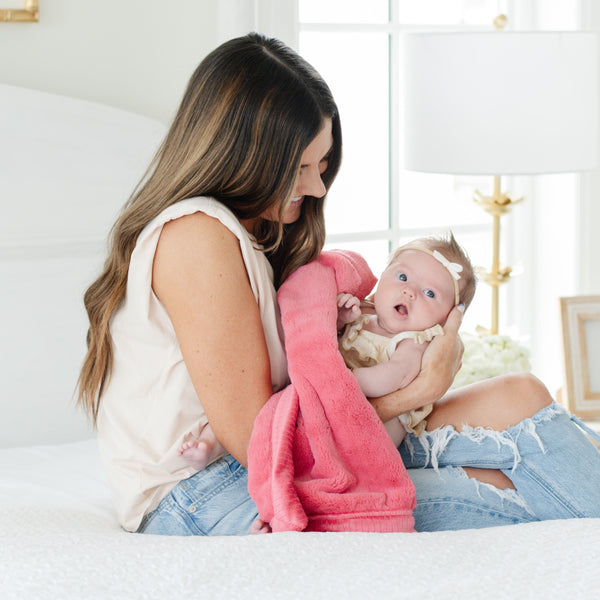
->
[77,33,600,536]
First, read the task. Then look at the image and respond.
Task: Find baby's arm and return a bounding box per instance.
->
[336,293,362,330]
[352,340,427,398]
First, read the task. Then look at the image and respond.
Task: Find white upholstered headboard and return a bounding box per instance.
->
[0,84,166,448]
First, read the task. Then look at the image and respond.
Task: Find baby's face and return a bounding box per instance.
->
[374,250,456,335]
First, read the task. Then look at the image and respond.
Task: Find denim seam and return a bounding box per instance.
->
[139,494,208,536]
[416,498,533,523]
[512,463,585,518]
[177,459,246,511]
[168,495,210,535]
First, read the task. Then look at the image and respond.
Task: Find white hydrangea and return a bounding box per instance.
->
[452,332,531,388]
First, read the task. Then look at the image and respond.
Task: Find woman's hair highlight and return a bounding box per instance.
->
[77,33,342,423]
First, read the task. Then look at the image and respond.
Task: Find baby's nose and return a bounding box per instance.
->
[401,286,416,299]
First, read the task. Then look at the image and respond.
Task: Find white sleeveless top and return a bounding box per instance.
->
[96,197,288,532]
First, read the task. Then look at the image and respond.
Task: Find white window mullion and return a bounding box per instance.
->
[217,0,257,43]
[255,0,299,49]
[219,1,299,48]
[389,1,401,254]
[577,0,596,296]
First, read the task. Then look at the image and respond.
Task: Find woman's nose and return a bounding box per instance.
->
[297,167,326,199]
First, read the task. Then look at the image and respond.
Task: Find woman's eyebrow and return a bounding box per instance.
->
[322,145,334,159]
[300,145,334,169]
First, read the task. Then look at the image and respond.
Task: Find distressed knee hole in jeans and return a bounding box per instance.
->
[452,466,536,516]
[403,406,553,473]
[401,403,600,521]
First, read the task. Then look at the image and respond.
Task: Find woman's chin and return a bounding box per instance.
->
[282,201,303,223]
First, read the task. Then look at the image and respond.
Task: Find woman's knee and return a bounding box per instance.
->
[503,372,553,413]
[429,372,553,431]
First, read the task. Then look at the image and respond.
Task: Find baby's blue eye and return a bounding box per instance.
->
[424,289,435,298]
[397,273,407,282]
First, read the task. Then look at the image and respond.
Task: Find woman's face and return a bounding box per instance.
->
[261,118,333,225]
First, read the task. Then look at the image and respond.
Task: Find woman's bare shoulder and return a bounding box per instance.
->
[153,210,247,301]
[160,210,239,249]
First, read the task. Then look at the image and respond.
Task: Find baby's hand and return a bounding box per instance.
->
[337,293,361,330]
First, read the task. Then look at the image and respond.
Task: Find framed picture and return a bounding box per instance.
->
[0,1,38,22]
[560,295,600,418]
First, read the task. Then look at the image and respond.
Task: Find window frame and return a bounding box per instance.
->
[262,0,591,393]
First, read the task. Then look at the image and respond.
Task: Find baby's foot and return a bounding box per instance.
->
[178,424,226,471]
[249,518,272,535]
[178,440,214,472]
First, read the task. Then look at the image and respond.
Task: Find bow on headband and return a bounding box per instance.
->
[432,250,463,281]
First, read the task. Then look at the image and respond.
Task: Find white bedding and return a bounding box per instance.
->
[0,439,598,600]
[1,83,599,600]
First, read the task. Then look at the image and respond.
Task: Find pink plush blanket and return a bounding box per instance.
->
[247,250,416,533]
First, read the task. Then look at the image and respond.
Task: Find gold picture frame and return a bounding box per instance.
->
[0,0,38,22]
[560,295,600,418]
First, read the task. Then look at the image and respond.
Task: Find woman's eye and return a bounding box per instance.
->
[397,273,407,282]
[424,289,435,298]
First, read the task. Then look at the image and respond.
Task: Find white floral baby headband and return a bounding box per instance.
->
[397,246,463,306]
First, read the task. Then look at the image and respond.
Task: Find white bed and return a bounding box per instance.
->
[1,83,599,600]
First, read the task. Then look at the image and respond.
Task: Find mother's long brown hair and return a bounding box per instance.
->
[77,33,342,423]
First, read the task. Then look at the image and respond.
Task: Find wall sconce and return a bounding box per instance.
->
[1,0,38,22]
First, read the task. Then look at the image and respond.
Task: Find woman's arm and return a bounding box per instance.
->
[152,212,273,467]
[368,306,464,422]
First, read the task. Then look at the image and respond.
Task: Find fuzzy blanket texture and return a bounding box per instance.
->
[248,250,416,533]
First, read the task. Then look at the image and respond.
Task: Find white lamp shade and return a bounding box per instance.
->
[402,32,599,175]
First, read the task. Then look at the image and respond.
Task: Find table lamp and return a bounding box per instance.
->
[402,27,598,334]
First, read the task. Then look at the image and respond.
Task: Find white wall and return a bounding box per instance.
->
[0,1,222,447]
[0,0,299,447]
[0,0,220,123]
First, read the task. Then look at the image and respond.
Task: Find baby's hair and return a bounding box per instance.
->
[389,232,477,309]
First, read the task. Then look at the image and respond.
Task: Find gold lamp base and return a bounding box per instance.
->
[474,175,523,335]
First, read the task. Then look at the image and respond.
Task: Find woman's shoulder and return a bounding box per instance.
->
[152,205,251,313]
[143,197,247,241]
[158,209,240,260]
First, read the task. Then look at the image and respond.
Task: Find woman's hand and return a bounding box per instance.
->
[368,305,464,422]
[417,305,464,400]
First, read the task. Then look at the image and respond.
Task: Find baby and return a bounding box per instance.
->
[337,233,475,444]
[179,233,475,468]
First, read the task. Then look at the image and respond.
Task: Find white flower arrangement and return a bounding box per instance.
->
[452,331,531,388]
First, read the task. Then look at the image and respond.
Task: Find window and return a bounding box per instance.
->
[297,0,585,392]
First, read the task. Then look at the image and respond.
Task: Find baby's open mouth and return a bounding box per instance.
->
[395,304,408,316]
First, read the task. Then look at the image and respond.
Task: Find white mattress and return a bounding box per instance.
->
[0,439,598,600]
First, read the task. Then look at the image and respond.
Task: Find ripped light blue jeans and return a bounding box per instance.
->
[138,403,600,535]
[400,403,600,531]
